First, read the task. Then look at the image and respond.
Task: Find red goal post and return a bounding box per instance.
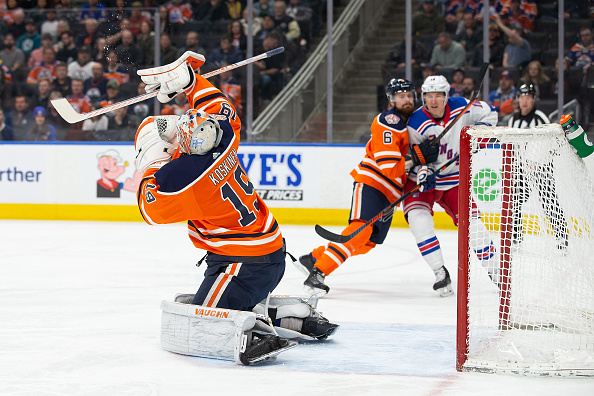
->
[457,124,594,377]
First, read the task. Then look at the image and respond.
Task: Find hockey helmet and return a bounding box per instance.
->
[517,83,536,98]
[176,109,223,155]
[386,78,416,101]
[421,75,450,108]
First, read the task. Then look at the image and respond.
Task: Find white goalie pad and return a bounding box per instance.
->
[160,300,257,364]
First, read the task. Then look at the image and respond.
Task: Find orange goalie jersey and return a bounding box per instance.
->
[136,74,283,258]
[350,108,409,203]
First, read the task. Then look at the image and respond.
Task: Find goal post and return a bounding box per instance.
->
[457,124,594,377]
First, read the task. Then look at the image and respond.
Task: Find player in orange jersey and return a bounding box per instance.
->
[133,52,337,364]
[296,79,439,295]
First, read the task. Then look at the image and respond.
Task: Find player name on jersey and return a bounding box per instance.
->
[208,148,239,186]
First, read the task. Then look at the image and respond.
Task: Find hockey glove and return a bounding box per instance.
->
[135,123,177,175]
[417,166,436,192]
[138,51,205,103]
[410,136,439,166]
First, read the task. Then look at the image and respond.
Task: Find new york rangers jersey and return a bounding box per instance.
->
[406,96,497,189]
[350,108,409,203]
[136,74,283,258]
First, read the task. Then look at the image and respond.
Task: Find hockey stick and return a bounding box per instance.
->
[315,154,460,244]
[51,47,285,124]
[431,62,489,147]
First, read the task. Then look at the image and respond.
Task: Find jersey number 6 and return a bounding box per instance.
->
[221,166,257,227]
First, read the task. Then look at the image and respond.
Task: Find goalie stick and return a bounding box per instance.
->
[315,154,460,244]
[51,47,285,124]
[431,62,489,147]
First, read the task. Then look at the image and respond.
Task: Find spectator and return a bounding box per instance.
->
[177,31,206,59]
[157,6,173,35]
[46,90,71,139]
[0,67,16,110]
[115,29,140,67]
[6,9,26,41]
[388,34,432,68]
[493,15,531,69]
[56,0,79,28]
[412,0,446,36]
[415,62,436,95]
[31,0,52,24]
[449,68,465,97]
[41,9,59,40]
[66,78,92,120]
[137,21,155,68]
[563,0,590,19]
[68,46,94,81]
[255,0,273,17]
[93,37,108,65]
[207,35,242,69]
[56,31,78,64]
[16,18,42,58]
[107,106,134,140]
[107,0,131,25]
[26,106,57,141]
[52,61,72,97]
[455,12,482,54]
[10,95,34,140]
[219,66,242,117]
[76,18,103,49]
[104,50,130,85]
[519,60,552,100]
[256,33,285,100]
[28,33,54,69]
[504,0,536,33]
[461,76,475,100]
[100,79,122,111]
[27,47,57,85]
[0,33,25,79]
[84,62,109,102]
[128,1,151,36]
[272,0,301,42]
[195,0,231,24]
[488,69,518,115]
[82,102,109,139]
[228,21,247,57]
[53,21,71,50]
[161,92,191,116]
[30,77,53,110]
[168,0,193,24]
[470,23,505,67]
[255,14,276,44]
[430,32,466,69]
[0,108,14,141]
[159,33,179,66]
[227,0,242,20]
[240,8,262,35]
[552,57,571,98]
[128,81,153,120]
[80,0,107,22]
[2,0,23,26]
[566,26,594,71]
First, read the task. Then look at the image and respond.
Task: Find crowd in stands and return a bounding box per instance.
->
[385,0,594,127]
[0,0,324,142]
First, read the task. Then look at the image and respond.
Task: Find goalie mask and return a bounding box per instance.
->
[421,75,450,108]
[176,109,223,155]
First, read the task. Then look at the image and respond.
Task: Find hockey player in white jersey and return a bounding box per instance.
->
[404,75,499,296]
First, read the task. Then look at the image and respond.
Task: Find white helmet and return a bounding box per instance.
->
[176,109,223,155]
[421,75,450,108]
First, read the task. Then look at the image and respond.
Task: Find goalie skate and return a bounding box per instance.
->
[240,333,297,365]
[433,266,454,297]
[301,316,339,340]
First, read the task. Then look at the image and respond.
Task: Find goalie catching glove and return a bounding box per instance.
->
[417,165,436,192]
[137,51,205,103]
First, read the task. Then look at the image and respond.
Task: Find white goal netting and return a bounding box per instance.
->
[460,124,594,376]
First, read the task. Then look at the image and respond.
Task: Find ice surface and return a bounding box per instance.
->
[0,220,592,395]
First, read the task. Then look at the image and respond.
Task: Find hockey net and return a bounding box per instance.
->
[457,125,594,376]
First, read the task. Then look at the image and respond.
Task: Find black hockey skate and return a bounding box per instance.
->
[304,267,330,295]
[240,333,297,365]
[294,253,315,276]
[433,266,454,297]
[301,316,340,340]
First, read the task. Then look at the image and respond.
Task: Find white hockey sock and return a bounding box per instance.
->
[408,209,445,272]
[469,216,497,276]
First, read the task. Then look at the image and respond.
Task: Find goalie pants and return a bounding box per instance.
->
[512,162,567,241]
[312,183,393,275]
[192,247,286,311]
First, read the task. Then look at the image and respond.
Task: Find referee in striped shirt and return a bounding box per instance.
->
[508,83,568,252]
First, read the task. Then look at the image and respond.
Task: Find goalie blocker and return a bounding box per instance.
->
[161,295,338,365]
